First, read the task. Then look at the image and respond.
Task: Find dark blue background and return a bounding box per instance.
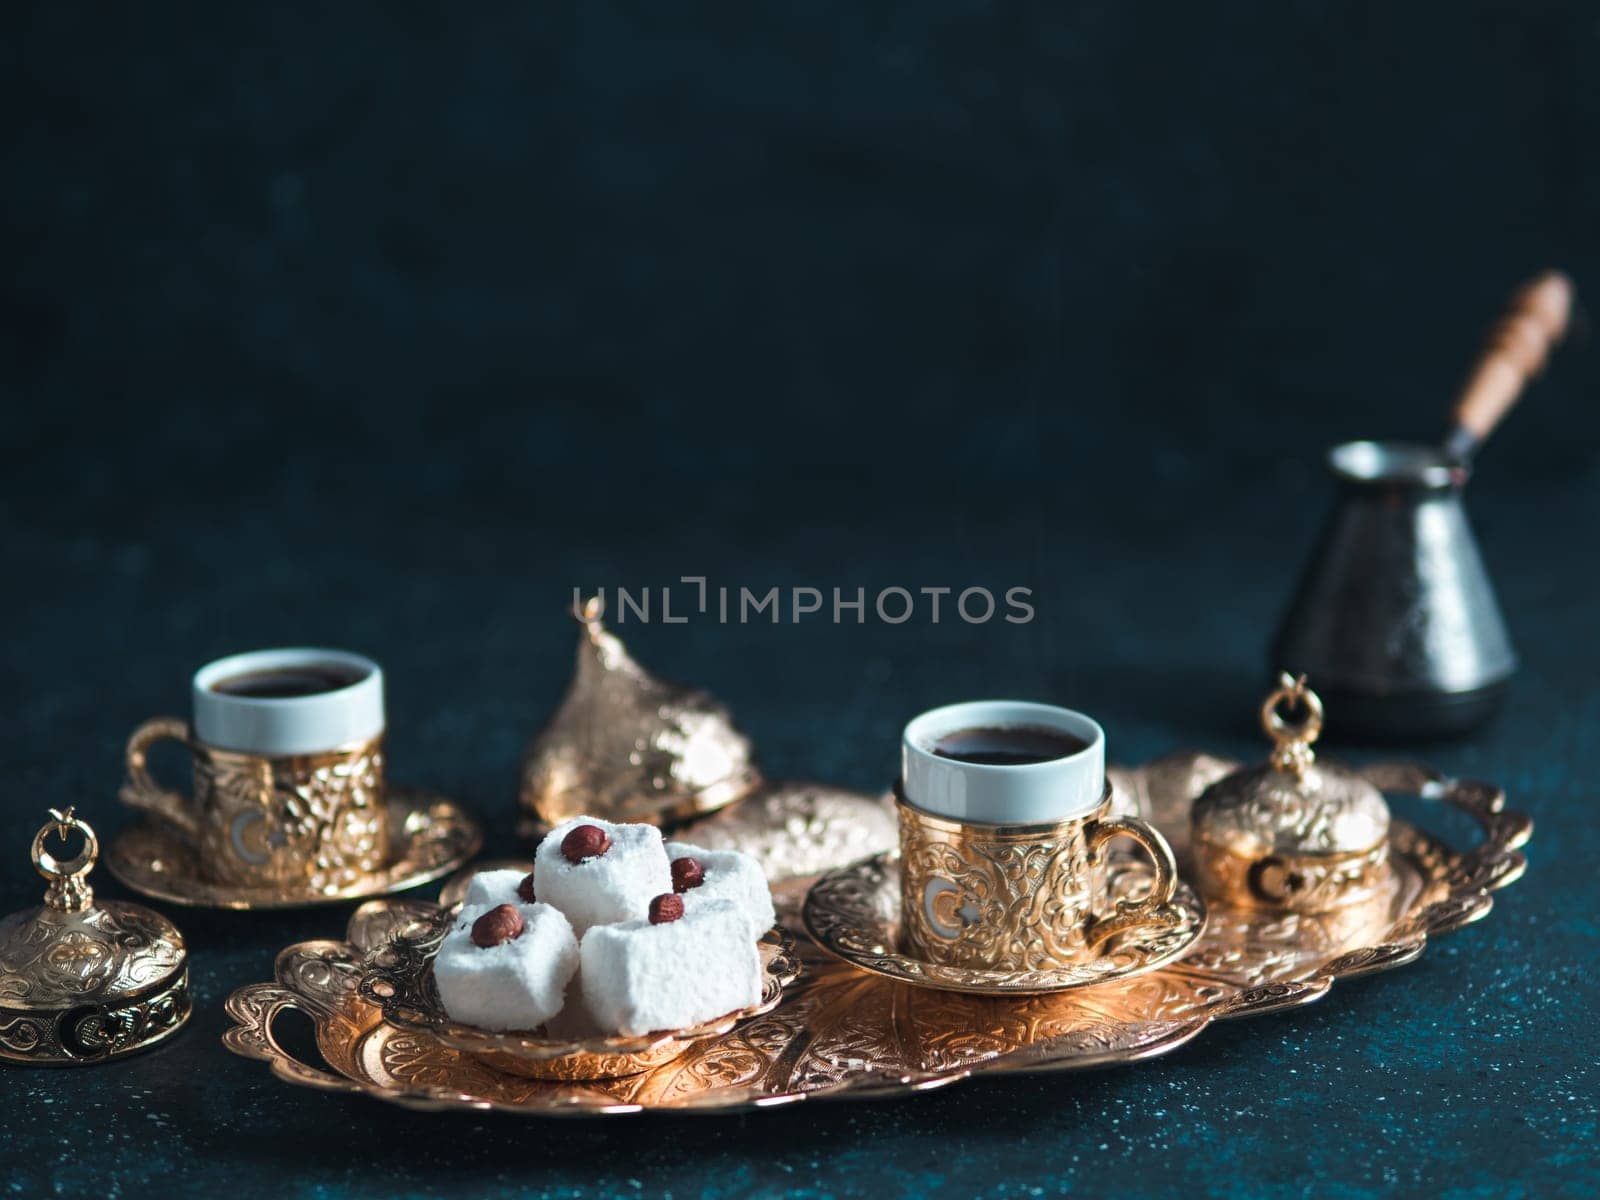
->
[3,4,1597,1198]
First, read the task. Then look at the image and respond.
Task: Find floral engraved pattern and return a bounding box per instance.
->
[43,930,116,989]
[70,977,189,1054]
[194,744,387,891]
[0,902,185,1008]
[0,972,188,1063]
[675,783,899,884]
[0,1016,47,1055]
[901,825,1101,969]
[1192,762,1391,856]
[1197,841,1391,913]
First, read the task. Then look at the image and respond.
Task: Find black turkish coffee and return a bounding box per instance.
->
[931,725,1089,766]
[209,663,367,699]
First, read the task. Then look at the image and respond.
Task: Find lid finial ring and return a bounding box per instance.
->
[32,807,98,912]
[1261,673,1323,778]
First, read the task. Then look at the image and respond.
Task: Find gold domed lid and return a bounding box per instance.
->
[0,809,190,1064]
[1192,675,1390,861]
[519,597,761,829]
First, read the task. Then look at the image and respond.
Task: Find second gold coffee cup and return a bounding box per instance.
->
[898,701,1181,972]
[119,648,389,892]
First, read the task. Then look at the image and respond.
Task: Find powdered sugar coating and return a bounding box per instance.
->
[665,841,776,938]
[579,898,762,1035]
[534,817,671,934]
[461,868,530,910]
[433,900,578,1031]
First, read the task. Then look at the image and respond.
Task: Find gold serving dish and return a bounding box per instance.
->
[353,894,801,1081]
[223,757,1529,1116]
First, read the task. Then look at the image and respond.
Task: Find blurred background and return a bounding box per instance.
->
[3,4,1597,1196]
[4,0,1596,816]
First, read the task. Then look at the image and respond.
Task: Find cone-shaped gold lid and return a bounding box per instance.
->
[1190,675,1391,911]
[519,598,761,828]
[0,809,190,1063]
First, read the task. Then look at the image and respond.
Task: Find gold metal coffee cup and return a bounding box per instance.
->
[118,649,389,891]
[897,700,1181,971]
[897,787,1180,970]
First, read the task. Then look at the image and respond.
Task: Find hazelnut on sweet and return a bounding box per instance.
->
[560,823,612,863]
[648,893,685,924]
[471,904,525,947]
[670,856,705,893]
[516,872,537,903]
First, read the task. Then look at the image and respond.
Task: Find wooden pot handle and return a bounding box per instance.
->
[1446,270,1574,458]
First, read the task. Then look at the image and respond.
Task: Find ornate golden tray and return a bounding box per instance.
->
[222,758,1529,1115]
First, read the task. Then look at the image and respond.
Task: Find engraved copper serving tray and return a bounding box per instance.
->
[222,759,1529,1116]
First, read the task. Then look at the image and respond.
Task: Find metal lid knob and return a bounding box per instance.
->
[34,807,99,912]
[1261,673,1324,777]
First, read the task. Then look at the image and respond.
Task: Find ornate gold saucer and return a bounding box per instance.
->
[354,899,800,1081]
[222,759,1529,1115]
[106,789,481,910]
[803,855,1205,994]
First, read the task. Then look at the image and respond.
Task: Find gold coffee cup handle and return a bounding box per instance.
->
[119,717,202,841]
[1083,815,1181,950]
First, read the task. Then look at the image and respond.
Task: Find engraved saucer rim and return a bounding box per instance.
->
[103,786,482,910]
[802,851,1208,995]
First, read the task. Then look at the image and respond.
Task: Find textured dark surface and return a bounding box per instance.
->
[3,3,1598,1197]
